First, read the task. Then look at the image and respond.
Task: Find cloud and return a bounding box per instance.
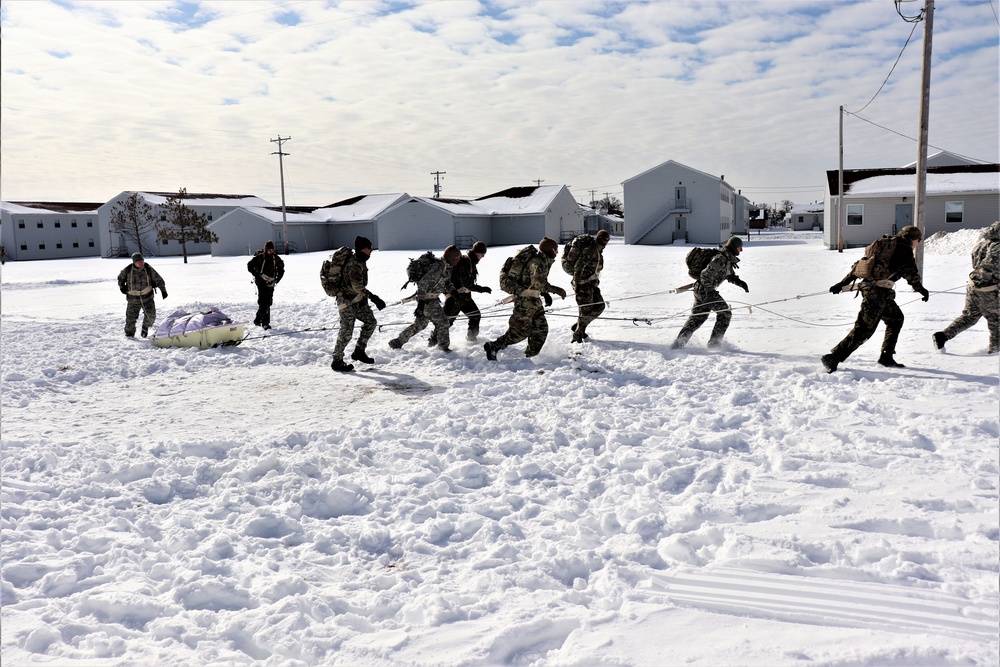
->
[1,0,996,206]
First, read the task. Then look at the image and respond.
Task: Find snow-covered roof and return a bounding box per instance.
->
[132,191,275,207]
[473,185,563,215]
[790,203,824,214]
[316,193,409,222]
[1,201,102,215]
[846,172,1000,197]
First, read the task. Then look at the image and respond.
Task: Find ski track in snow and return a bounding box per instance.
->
[1,230,998,666]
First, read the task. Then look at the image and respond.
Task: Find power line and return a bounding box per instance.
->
[845,111,989,164]
[848,19,920,115]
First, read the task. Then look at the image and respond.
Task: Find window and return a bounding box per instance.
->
[55,221,61,228]
[72,221,78,227]
[39,243,45,250]
[88,240,95,247]
[18,221,25,229]
[20,244,26,251]
[86,221,93,227]
[73,242,79,248]
[37,222,44,228]
[162,238,169,245]
[797,216,804,223]
[945,201,963,224]
[847,204,863,226]
[56,242,63,249]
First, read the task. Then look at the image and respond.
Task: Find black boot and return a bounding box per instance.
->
[933,332,947,350]
[821,354,839,373]
[484,341,497,361]
[331,359,355,372]
[351,347,375,364]
[877,352,905,368]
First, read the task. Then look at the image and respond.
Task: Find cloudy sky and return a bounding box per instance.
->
[1,0,997,209]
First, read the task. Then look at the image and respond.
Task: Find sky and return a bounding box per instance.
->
[2,229,998,664]
[1,0,998,209]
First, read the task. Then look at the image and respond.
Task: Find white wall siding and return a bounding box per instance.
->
[378,201,455,251]
[1,210,100,261]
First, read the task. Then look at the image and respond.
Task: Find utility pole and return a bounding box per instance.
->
[431,171,446,199]
[913,0,934,275]
[270,136,291,254]
[534,179,544,187]
[838,105,844,252]
[589,189,598,209]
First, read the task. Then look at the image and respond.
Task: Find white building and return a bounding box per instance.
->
[788,203,825,231]
[0,201,102,261]
[98,192,274,259]
[623,160,737,245]
[823,163,999,249]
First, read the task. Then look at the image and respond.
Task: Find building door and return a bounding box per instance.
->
[895,204,912,233]
[676,216,687,242]
[675,187,687,209]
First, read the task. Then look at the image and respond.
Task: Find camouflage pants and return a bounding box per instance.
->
[941,287,999,352]
[444,292,481,339]
[333,299,377,362]
[828,286,903,361]
[125,296,156,336]
[674,288,730,346]
[394,298,450,349]
[574,282,605,338]
[493,296,547,357]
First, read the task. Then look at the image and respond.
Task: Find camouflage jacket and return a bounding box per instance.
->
[834,238,925,293]
[970,223,1000,288]
[525,252,558,294]
[118,263,165,298]
[572,241,604,287]
[416,259,452,299]
[697,249,740,291]
[342,252,370,301]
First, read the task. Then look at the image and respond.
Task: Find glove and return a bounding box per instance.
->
[369,294,386,310]
[160,287,168,299]
[735,278,749,293]
[479,285,492,294]
[551,286,567,299]
[919,288,930,302]
[829,284,843,294]
[120,286,128,295]
[542,292,553,307]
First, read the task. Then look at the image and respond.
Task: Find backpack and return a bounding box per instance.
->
[561,234,597,275]
[499,245,539,294]
[851,235,897,281]
[401,251,438,289]
[320,247,353,297]
[685,247,722,280]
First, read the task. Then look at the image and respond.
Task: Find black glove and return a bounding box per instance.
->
[829,284,843,294]
[160,287,168,299]
[919,288,930,302]
[120,286,128,295]
[551,286,567,299]
[369,294,386,310]
[735,278,749,293]
[476,285,493,294]
[542,292,553,307]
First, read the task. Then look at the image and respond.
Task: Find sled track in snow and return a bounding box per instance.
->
[641,567,998,643]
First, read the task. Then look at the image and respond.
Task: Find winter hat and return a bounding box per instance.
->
[595,230,611,246]
[898,225,922,242]
[443,245,462,266]
[471,241,487,255]
[264,240,275,251]
[539,237,558,258]
[355,236,373,252]
[724,236,743,252]
[131,252,144,263]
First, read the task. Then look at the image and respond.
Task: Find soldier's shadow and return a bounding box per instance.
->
[358,368,441,395]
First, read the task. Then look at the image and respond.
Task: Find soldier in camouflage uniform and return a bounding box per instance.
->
[822,225,930,372]
[570,229,610,343]
[441,241,492,342]
[117,252,167,338]
[389,245,462,352]
[484,237,567,360]
[672,236,749,349]
[934,220,1000,354]
[332,236,386,372]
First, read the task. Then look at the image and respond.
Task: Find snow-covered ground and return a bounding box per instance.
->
[2,229,997,666]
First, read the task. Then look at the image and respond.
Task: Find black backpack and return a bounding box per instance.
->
[685,247,721,280]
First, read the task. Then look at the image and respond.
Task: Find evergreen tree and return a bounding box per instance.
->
[157,188,219,264]
[109,193,158,257]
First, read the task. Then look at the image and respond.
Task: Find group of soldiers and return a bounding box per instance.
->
[117,221,999,372]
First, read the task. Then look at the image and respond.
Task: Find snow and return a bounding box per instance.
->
[2,230,998,666]
[846,172,1000,196]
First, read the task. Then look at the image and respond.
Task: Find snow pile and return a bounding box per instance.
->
[925,226,987,255]
[2,230,997,666]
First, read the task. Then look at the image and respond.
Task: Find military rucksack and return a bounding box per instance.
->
[851,235,898,281]
[685,247,722,280]
[401,251,438,289]
[561,234,597,275]
[499,245,539,294]
[320,247,353,297]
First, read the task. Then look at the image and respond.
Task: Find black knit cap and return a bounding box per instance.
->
[355,236,373,252]
[471,241,487,255]
[131,252,144,263]
[725,236,743,252]
[539,237,558,257]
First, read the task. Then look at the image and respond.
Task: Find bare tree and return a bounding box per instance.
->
[109,193,158,257]
[157,188,219,264]
[594,195,623,216]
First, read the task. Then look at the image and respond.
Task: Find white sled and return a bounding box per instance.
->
[151,308,245,349]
